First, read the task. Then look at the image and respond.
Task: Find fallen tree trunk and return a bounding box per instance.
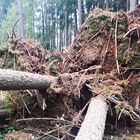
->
[75,96,108,140]
[0,69,55,90]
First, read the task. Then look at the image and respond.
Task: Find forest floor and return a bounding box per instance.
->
[0,6,140,140]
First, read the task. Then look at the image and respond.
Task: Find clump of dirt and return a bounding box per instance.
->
[62,8,139,74]
[53,6,140,139]
[60,6,140,109]
[0,38,63,75]
[5,131,33,140]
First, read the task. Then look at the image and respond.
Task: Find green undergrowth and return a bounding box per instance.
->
[79,15,110,46]
[3,96,15,115]
[0,126,16,140]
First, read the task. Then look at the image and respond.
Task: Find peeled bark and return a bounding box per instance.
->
[75,97,108,140]
[0,69,55,90]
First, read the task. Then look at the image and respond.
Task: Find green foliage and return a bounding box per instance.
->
[0,0,15,15]
[91,20,99,31]
[3,96,15,115]
[99,15,109,20]
[0,126,16,140]
[0,2,17,45]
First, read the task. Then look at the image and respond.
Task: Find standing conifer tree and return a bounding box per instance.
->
[18,0,25,38]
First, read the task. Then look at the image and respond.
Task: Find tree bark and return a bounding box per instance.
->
[18,0,25,38]
[127,0,130,11]
[30,0,35,35]
[78,0,84,28]
[64,1,69,48]
[75,96,108,140]
[129,0,137,11]
[106,0,112,9]
[0,69,55,90]
[74,8,78,36]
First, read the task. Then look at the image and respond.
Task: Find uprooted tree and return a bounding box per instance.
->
[0,6,140,140]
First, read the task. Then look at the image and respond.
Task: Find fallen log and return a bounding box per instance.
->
[0,68,55,117]
[75,96,108,140]
[0,69,55,90]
